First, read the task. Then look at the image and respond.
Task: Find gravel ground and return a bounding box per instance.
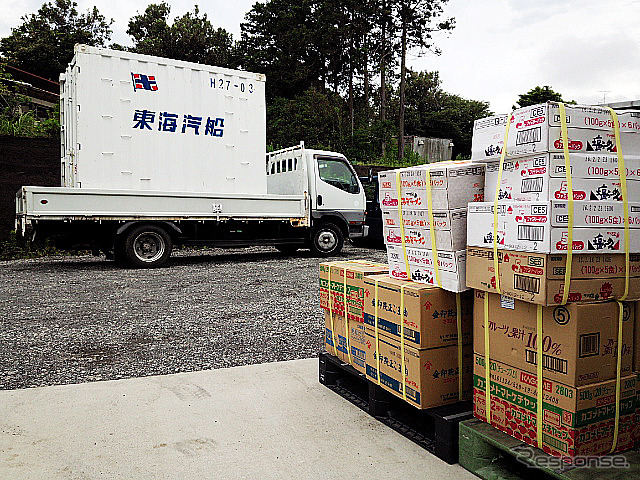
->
[0,244,386,390]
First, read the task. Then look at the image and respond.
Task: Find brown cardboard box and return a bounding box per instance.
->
[474,291,634,386]
[466,246,640,305]
[323,310,368,373]
[362,274,473,349]
[635,302,640,373]
[473,353,637,458]
[635,373,640,446]
[363,330,472,409]
[319,261,388,320]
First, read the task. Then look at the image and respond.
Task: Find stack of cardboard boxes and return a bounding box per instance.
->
[319,260,473,409]
[468,101,640,458]
[378,161,485,292]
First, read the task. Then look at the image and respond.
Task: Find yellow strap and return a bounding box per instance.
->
[343,267,352,365]
[400,284,407,401]
[375,278,381,385]
[483,294,491,424]
[536,304,544,448]
[396,171,411,280]
[610,301,624,453]
[559,103,573,305]
[456,293,463,399]
[493,114,513,294]
[327,263,339,357]
[425,167,441,287]
[606,108,630,300]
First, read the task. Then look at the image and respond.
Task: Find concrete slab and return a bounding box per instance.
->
[0,358,476,479]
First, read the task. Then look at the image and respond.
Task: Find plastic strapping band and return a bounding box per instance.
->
[456,293,463,399]
[400,284,407,401]
[343,267,352,365]
[606,108,630,300]
[396,170,411,281]
[483,293,491,424]
[610,300,624,453]
[374,278,381,385]
[493,113,513,294]
[327,263,340,357]
[559,103,573,305]
[426,167,441,287]
[536,304,544,448]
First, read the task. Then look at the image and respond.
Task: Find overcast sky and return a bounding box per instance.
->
[1,0,639,114]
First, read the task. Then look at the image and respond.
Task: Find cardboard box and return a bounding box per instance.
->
[635,373,640,445]
[323,310,368,373]
[381,207,467,234]
[362,274,472,349]
[473,291,634,386]
[466,246,640,305]
[467,202,640,253]
[386,247,468,292]
[318,261,388,320]
[635,302,640,373]
[472,102,640,160]
[484,155,640,202]
[378,162,485,210]
[364,330,473,409]
[386,245,465,274]
[473,354,637,458]
[383,224,466,251]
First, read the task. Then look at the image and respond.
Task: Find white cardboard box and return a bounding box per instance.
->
[381,207,467,233]
[387,247,468,292]
[383,224,466,251]
[378,162,485,210]
[386,245,465,273]
[484,155,640,202]
[472,102,640,161]
[467,201,640,253]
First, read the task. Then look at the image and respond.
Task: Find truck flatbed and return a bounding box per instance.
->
[16,186,308,234]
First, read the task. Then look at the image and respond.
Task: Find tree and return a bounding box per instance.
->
[514,85,574,109]
[0,0,112,80]
[240,0,327,99]
[127,3,235,67]
[392,0,454,160]
[403,69,491,158]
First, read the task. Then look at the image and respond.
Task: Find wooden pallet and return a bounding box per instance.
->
[319,351,473,464]
[459,418,640,480]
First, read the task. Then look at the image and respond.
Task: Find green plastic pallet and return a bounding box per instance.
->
[459,419,640,480]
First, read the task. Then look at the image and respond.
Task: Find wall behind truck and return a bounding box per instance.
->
[0,136,59,239]
[62,45,267,194]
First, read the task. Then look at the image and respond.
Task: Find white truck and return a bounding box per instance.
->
[15,46,367,267]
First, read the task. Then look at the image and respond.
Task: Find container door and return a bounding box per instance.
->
[313,155,362,212]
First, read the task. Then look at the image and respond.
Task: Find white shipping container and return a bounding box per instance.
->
[60,45,267,193]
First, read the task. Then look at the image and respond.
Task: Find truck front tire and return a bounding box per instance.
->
[309,222,343,257]
[123,225,172,268]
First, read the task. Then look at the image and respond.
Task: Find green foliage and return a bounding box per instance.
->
[0,230,61,260]
[127,3,235,67]
[0,0,112,80]
[514,85,575,109]
[0,66,59,137]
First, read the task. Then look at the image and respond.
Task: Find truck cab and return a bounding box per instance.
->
[266,143,367,256]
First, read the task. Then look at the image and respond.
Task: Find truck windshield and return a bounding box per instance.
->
[317,157,360,194]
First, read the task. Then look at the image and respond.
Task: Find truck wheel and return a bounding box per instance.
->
[123,225,172,268]
[309,222,343,257]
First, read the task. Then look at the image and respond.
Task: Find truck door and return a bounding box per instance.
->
[313,155,363,216]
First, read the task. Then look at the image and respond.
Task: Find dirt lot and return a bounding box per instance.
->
[0,245,386,390]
